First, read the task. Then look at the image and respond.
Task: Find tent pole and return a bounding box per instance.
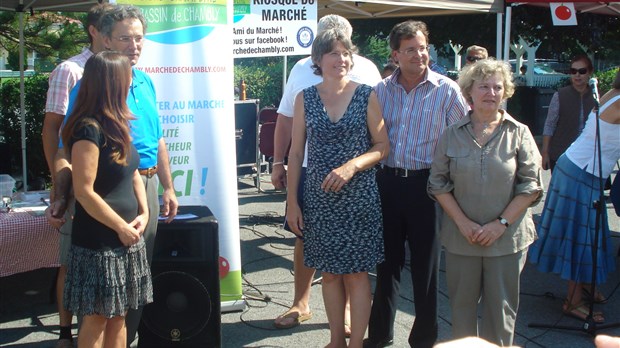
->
[282,55,287,92]
[496,13,503,60]
[503,5,512,63]
[18,5,28,192]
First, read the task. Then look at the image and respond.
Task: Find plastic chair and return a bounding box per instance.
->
[258,107,279,161]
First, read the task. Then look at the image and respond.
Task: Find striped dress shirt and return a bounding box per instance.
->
[375,68,469,170]
[45,47,93,115]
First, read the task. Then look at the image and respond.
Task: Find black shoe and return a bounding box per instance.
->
[363,337,394,348]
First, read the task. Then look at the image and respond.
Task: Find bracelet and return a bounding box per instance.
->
[272,161,284,166]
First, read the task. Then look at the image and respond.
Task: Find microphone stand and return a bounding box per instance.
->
[529,95,620,335]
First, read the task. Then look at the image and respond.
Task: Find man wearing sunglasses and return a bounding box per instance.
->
[464,45,488,66]
[541,55,596,171]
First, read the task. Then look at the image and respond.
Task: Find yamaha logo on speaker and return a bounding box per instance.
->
[170,328,181,341]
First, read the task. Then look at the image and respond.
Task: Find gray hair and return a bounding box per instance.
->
[317,14,352,39]
[458,58,515,104]
[85,4,114,44]
[466,45,488,59]
[311,28,357,76]
[98,4,147,38]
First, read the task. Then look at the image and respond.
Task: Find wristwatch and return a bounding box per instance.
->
[498,217,510,227]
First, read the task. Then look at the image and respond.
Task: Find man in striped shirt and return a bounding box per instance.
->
[365,20,469,348]
[41,5,111,348]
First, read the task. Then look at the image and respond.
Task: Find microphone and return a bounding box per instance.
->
[589,77,600,104]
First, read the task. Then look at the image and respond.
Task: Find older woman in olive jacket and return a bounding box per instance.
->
[428,59,543,346]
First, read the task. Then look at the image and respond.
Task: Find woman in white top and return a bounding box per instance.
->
[529,68,620,323]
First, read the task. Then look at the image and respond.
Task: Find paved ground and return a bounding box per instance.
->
[1,169,619,348]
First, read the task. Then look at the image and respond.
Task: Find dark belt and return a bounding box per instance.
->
[380,165,429,178]
[139,166,158,178]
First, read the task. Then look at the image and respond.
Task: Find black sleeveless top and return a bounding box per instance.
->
[70,118,139,250]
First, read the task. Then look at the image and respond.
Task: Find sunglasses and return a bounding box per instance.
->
[466,56,484,62]
[570,67,588,75]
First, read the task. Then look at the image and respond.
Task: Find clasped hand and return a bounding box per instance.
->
[118,212,149,246]
[459,219,506,247]
[45,199,68,229]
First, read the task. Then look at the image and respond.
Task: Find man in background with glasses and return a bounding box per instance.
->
[464,45,488,66]
[541,55,596,171]
[365,20,469,348]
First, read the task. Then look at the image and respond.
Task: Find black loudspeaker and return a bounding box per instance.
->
[138,206,221,348]
[235,99,259,176]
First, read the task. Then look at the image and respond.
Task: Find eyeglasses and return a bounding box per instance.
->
[570,67,588,75]
[113,35,144,44]
[466,56,484,63]
[397,46,428,57]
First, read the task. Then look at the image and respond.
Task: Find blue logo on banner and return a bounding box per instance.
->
[297,26,314,48]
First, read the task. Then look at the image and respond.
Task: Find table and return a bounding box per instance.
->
[0,210,60,277]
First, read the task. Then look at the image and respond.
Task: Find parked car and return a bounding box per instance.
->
[510,59,569,75]
[510,59,569,87]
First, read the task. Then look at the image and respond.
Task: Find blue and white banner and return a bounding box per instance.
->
[118,0,243,310]
[233,0,317,57]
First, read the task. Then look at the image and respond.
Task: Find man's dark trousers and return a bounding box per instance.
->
[368,168,439,348]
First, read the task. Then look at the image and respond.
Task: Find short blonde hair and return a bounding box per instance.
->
[458,58,515,104]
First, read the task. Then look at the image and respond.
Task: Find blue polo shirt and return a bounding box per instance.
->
[62,68,162,169]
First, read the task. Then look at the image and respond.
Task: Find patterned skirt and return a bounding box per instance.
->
[529,155,616,284]
[64,238,153,318]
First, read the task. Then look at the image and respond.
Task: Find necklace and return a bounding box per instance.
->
[480,122,491,139]
[473,117,500,145]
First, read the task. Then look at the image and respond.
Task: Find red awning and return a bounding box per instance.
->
[504,0,620,16]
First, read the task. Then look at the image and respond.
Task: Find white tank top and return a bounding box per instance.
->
[566,94,620,178]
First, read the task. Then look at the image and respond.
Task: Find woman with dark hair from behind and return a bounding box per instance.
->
[530,68,620,323]
[61,51,152,348]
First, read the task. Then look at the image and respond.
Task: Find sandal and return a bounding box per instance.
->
[582,286,608,304]
[273,310,313,329]
[344,320,351,338]
[562,300,605,323]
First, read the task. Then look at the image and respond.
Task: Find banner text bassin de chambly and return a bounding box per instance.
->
[233,0,317,58]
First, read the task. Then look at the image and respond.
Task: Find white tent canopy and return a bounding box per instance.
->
[318,0,503,18]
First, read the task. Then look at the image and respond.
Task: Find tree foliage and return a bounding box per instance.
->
[351,8,620,66]
[234,55,304,108]
[0,11,88,71]
[510,6,620,62]
[0,74,49,184]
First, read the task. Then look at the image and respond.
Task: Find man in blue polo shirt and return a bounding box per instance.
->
[47,5,178,347]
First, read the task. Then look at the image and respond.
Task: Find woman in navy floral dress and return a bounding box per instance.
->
[287,28,389,348]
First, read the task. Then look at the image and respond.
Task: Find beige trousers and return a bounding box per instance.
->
[445,249,527,346]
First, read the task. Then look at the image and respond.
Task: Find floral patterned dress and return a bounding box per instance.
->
[302,84,384,274]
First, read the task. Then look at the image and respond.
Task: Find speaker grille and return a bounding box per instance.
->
[141,271,212,342]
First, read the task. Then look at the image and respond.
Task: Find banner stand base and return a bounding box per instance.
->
[221,299,247,313]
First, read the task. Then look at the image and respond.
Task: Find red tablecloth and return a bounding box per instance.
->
[0,210,60,277]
